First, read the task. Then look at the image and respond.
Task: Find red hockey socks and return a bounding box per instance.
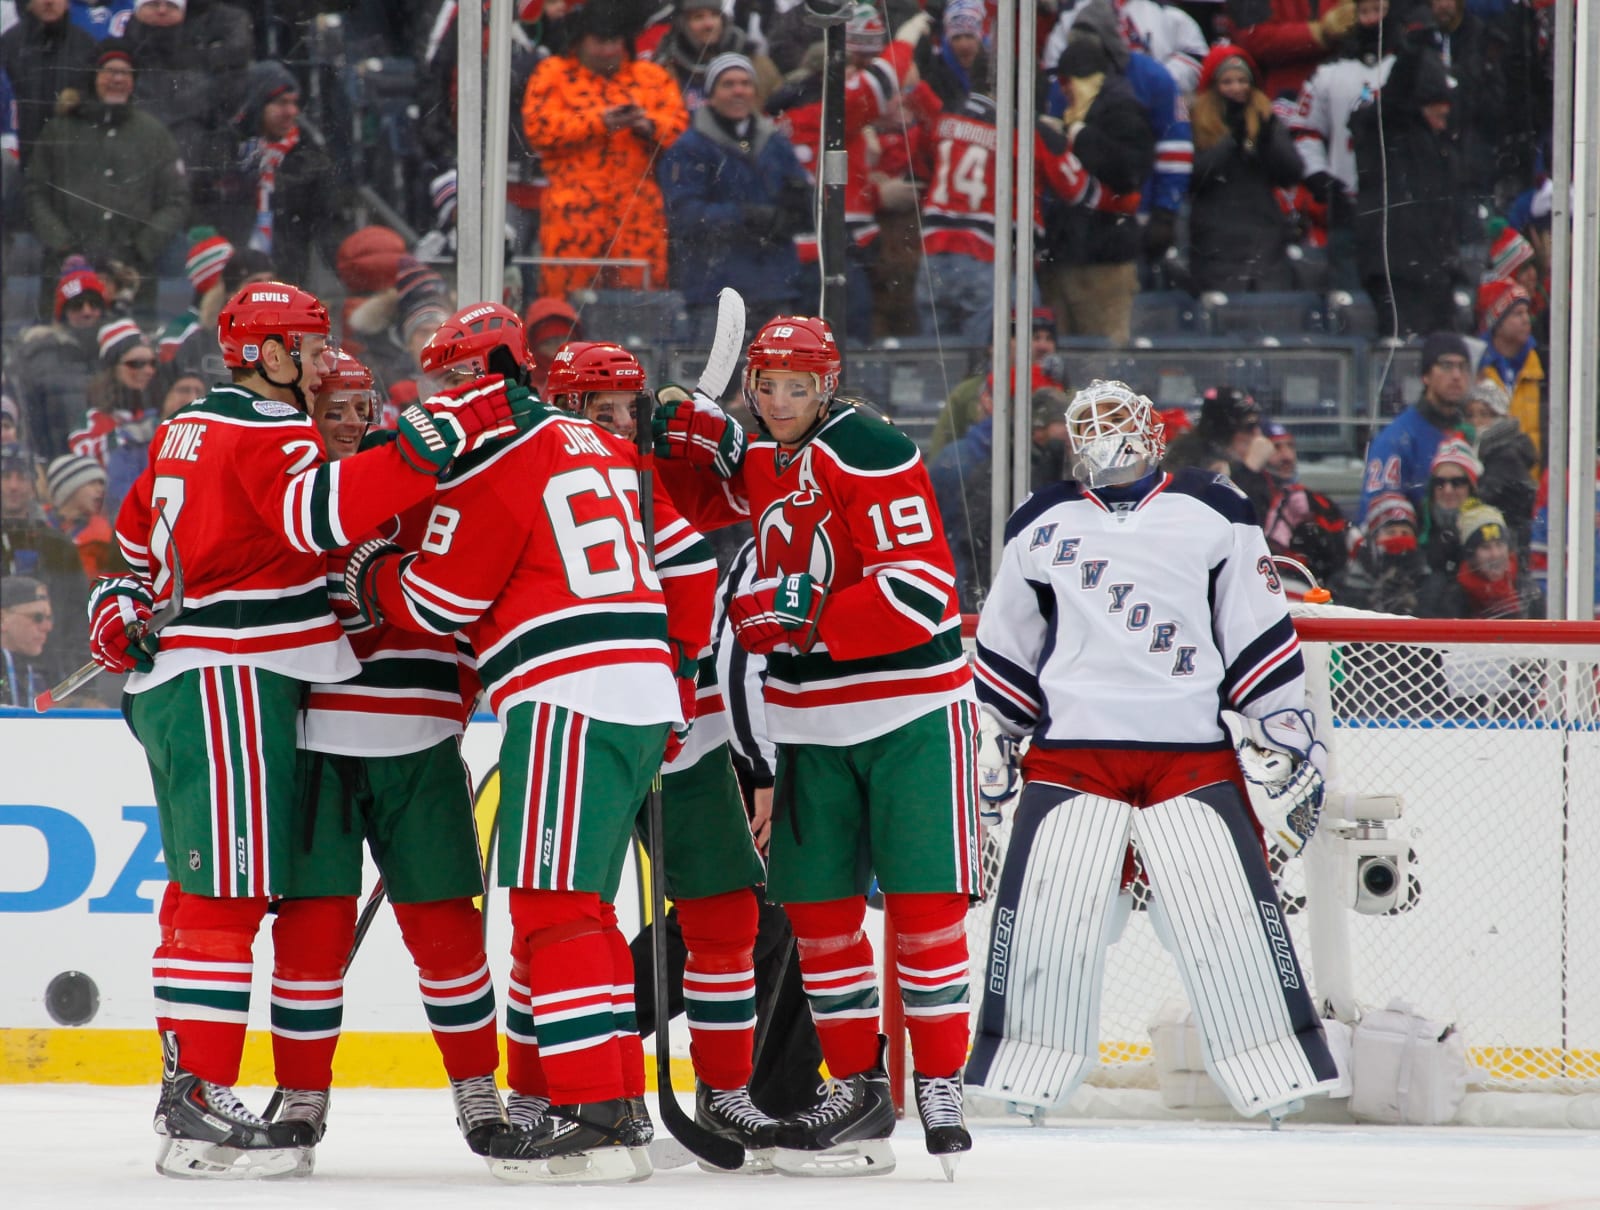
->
[152,881,181,1035]
[153,890,270,1085]
[391,898,499,1081]
[885,892,971,1079]
[505,929,549,1100]
[675,889,759,1090]
[270,895,357,1090]
[600,900,645,1097]
[783,896,881,1079]
[506,888,626,1104]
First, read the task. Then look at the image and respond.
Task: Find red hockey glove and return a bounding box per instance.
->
[396,375,524,474]
[87,575,159,674]
[651,385,746,479]
[663,640,699,764]
[344,538,403,626]
[728,573,828,655]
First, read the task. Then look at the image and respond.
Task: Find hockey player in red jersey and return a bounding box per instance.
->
[87,282,529,1180]
[547,340,777,1168]
[652,315,980,1179]
[343,307,720,1185]
[965,380,1340,1125]
[264,349,506,1171]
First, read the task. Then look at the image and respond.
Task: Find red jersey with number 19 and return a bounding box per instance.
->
[658,404,975,746]
[370,409,718,725]
[114,385,440,693]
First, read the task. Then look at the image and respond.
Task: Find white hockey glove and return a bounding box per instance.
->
[1221,708,1326,856]
[976,708,1022,826]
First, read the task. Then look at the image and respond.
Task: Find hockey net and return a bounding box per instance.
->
[886,608,1600,1119]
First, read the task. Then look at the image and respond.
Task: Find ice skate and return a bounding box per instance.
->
[772,1036,896,1177]
[695,1082,780,1174]
[152,1032,300,1180]
[914,1072,971,1181]
[450,1074,509,1160]
[487,1097,652,1185]
[265,1087,329,1177]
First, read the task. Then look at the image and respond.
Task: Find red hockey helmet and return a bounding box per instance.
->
[743,315,841,399]
[217,281,331,369]
[419,301,530,380]
[316,349,375,407]
[545,341,647,409]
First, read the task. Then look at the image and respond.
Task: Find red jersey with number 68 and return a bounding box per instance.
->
[658,404,974,746]
[371,409,718,725]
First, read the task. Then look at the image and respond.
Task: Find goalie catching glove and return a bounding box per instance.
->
[1221,708,1326,855]
[651,385,746,479]
[728,572,827,655]
[87,575,159,674]
[396,375,536,474]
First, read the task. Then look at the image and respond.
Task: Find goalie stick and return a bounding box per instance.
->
[35,523,186,712]
[636,387,745,1173]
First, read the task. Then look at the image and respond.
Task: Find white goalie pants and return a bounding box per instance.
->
[964,779,1340,1118]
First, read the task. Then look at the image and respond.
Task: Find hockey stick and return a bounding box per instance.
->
[36,524,186,712]
[695,287,747,401]
[637,389,745,1173]
[343,878,388,976]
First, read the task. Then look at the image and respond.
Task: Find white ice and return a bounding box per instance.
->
[3,1086,1598,1210]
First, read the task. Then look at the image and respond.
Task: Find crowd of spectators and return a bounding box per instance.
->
[0,0,1571,691]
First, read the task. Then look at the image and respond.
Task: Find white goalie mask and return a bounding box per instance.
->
[1063,379,1167,488]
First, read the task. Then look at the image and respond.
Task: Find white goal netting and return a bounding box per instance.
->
[946,607,1600,1113]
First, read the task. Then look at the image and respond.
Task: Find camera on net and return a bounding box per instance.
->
[1323,794,1413,916]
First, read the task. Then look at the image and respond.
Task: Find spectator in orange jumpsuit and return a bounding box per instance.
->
[521,0,689,299]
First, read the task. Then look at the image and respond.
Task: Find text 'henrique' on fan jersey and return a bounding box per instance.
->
[659,405,975,746]
[114,385,441,693]
[974,467,1305,749]
[370,410,718,727]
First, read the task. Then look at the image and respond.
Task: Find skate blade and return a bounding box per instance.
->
[154,1137,303,1181]
[773,1139,895,1178]
[490,1145,641,1186]
[937,1152,962,1182]
[697,1146,777,1175]
[628,1147,654,1183]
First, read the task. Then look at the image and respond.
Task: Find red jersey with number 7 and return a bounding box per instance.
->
[657,404,974,746]
[369,409,718,725]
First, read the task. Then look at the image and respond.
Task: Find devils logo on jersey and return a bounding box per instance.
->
[757,488,836,585]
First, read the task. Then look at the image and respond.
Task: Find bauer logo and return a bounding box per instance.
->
[250,291,291,304]
[1259,900,1300,990]
[988,906,1014,995]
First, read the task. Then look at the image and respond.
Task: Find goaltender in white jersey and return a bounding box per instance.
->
[965,380,1340,1124]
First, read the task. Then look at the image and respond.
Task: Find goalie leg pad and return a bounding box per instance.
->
[1132,783,1340,1119]
[964,784,1133,1111]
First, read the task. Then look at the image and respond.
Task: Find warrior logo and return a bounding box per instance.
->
[757,488,836,584]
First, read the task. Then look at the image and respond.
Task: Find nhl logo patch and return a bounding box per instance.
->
[188,849,202,871]
[242,342,260,362]
[253,400,299,418]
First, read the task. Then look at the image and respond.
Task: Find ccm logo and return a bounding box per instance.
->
[250,291,291,304]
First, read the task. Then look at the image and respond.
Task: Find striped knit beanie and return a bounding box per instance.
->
[185,226,234,296]
[97,317,145,367]
[703,52,755,94]
[45,454,107,512]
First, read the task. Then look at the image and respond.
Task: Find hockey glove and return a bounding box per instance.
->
[344,538,404,626]
[728,572,827,656]
[87,575,158,674]
[976,709,1022,826]
[1221,708,1326,856]
[664,640,699,765]
[396,375,517,474]
[652,385,747,479]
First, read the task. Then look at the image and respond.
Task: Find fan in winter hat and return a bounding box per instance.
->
[429,170,459,231]
[1364,491,1417,534]
[98,317,146,367]
[943,0,987,40]
[1487,224,1534,282]
[54,257,107,322]
[185,227,234,296]
[845,2,886,55]
[1457,499,1508,552]
[1467,377,1511,417]
[1430,437,1482,489]
[704,53,755,94]
[394,256,451,346]
[45,454,107,514]
[1476,278,1532,336]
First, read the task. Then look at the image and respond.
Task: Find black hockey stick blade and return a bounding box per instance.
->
[343,878,388,976]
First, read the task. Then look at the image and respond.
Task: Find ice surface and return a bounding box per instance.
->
[3,1086,1598,1209]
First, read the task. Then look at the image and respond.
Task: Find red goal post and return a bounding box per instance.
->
[880,609,1600,1121]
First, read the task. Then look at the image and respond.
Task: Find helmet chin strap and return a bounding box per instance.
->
[259,343,310,411]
